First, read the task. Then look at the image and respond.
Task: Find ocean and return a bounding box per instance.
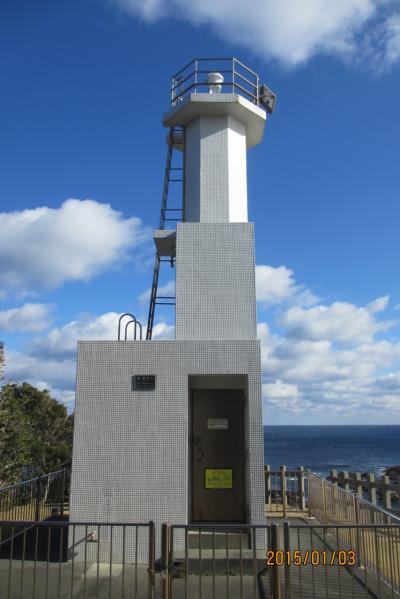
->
[264,425,400,478]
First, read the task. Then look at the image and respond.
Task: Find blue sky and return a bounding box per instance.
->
[1,0,400,424]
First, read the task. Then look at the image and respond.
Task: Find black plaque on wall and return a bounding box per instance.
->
[131,375,156,391]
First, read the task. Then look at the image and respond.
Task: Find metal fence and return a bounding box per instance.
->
[0,469,68,523]
[160,522,273,599]
[279,522,400,599]
[329,469,399,512]
[1,519,399,598]
[265,466,307,515]
[308,471,400,527]
[0,520,155,599]
[170,58,260,106]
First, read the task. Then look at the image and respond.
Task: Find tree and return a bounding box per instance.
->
[0,382,73,484]
[0,341,4,380]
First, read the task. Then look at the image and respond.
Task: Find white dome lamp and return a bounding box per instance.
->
[207,72,224,93]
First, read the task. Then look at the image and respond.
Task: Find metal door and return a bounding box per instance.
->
[191,389,246,522]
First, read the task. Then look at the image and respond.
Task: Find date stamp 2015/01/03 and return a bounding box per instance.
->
[266,550,357,567]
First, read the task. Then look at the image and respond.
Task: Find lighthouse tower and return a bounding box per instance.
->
[69,58,275,553]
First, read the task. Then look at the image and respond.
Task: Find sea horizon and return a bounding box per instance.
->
[263,424,400,478]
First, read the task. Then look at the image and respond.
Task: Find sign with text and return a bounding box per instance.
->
[205,468,233,489]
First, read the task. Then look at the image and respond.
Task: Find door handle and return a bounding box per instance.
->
[189,435,201,443]
[197,446,204,463]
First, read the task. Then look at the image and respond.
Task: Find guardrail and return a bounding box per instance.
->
[1,518,399,598]
[170,58,260,106]
[329,469,399,512]
[307,471,400,527]
[265,465,307,515]
[0,520,155,599]
[160,522,272,599]
[0,469,69,523]
[280,522,400,599]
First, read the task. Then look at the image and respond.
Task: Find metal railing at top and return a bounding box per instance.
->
[171,58,260,107]
[0,469,69,524]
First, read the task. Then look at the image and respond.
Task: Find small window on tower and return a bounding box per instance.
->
[131,375,156,391]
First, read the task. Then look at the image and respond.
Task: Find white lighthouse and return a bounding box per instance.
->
[69,58,275,556]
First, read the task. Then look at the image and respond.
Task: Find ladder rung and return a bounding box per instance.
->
[155,302,175,306]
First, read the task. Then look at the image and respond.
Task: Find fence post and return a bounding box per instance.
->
[383,476,392,511]
[354,495,362,567]
[307,470,313,517]
[368,474,377,505]
[355,472,363,498]
[148,521,155,599]
[297,467,305,511]
[161,523,171,599]
[280,465,287,518]
[60,469,66,517]
[34,478,41,522]
[265,465,271,508]
[322,479,327,523]
[283,521,291,599]
[271,523,281,599]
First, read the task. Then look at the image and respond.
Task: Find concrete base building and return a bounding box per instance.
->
[69,59,275,558]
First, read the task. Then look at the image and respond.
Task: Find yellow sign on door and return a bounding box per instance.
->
[205,468,233,489]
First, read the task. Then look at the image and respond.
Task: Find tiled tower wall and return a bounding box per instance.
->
[69,340,265,560]
[185,114,248,223]
[175,222,257,340]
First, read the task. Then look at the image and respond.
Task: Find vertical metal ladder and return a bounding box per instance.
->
[146,127,185,340]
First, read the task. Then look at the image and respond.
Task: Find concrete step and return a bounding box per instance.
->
[187,531,251,549]
[171,550,267,576]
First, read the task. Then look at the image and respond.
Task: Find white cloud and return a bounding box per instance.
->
[260,329,400,415]
[256,278,400,418]
[374,372,400,391]
[262,380,311,412]
[280,296,394,344]
[358,11,400,71]
[256,265,317,307]
[30,312,122,359]
[152,322,175,339]
[259,296,400,416]
[0,199,149,297]
[138,280,175,304]
[5,350,76,391]
[0,303,54,332]
[385,14,400,66]
[111,0,400,69]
